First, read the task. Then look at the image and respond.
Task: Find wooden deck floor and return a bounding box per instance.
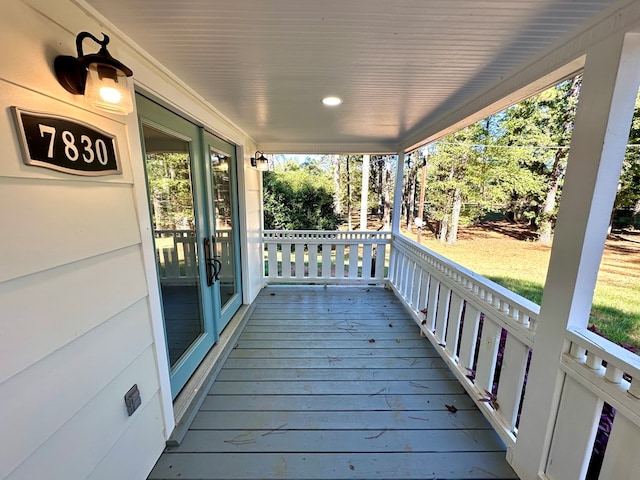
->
[148,286,518,480]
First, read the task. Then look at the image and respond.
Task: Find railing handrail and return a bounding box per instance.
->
[392,235,539,345]
[392,234,540,317]
[263,229,391,234]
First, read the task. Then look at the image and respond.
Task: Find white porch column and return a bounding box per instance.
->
[511,32,640,480]
[391,152,406,234]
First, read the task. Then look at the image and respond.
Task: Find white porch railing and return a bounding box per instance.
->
[546,327,640,479]
[262,230,391,283]
[388,234,538,450]
[261,229,640,478]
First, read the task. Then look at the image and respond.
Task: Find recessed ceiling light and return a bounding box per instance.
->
[322,96,343,106]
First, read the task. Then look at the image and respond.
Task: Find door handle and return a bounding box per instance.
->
[203,237,215,286]
[212,235,222,281]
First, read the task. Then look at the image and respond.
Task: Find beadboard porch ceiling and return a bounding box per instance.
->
[87,0,621,151]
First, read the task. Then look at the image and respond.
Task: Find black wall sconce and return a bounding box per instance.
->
[250,151,271,171]
[54,31,134,115]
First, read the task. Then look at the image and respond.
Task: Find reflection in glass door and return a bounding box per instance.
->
[143,124,205,367]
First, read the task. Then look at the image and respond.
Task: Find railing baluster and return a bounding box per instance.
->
[397,253,407,295]
[308,244,318,278]
[411,264,423,310]
[362,243,373,280]
[496,336,529,433]
[281,243,292,279]
[335,244,345,278]
[444,292,464,359]
[322,242,332,278]
[348,243,359,279]
[599,413,640,478]
[434,285,452,345]
[474,317,502,395]
[375,242,387,280]
[424,276,439,332]
[295,243,305,278]
[406,260,417,305]
[417,270,430,312]
[546,376,603,480]
[458,304,481,373]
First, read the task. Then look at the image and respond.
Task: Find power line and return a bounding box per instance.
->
[424,142,640,150]
[430,142,567,150]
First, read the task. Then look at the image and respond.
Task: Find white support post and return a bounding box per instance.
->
[511,32,640,480]
[391,152,406,235]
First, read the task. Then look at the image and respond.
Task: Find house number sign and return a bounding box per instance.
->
[12,107,121,176]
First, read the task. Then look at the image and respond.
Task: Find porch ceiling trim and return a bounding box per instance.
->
[257,142,400,156]
[401,0,640,153]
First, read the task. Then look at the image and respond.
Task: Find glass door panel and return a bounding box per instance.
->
[211,151,237,307]
[143,124,204,367]
[205,133,242,333]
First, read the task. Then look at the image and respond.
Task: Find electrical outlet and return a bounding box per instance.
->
[124,384,141,416]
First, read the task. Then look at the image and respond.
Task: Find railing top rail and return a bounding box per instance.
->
[263,229,392,236]
[563,326,640,430]
[392,233,540,319]
[567,327,640,378]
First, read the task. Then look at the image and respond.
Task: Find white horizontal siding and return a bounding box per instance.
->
[0,178,141,283]
[0,299,155,478]
[6,347,161,480]
[0,246,148,384]
[88,391,167,480]
[0,1,170,479]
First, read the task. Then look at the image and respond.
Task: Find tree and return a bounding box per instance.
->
[537,76,581,243]
[614,93,640,229]
[501,76,581,243]
[330,155,341,217]
[403,152,419,229]
[262,161,342,230]
[421,123,487,244]
[416,110,550,244]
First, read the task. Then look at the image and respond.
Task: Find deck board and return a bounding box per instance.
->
[148,285,518,480]
[216,367,454,381]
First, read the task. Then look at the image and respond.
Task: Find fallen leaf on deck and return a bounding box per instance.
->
[445,404,458,413]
